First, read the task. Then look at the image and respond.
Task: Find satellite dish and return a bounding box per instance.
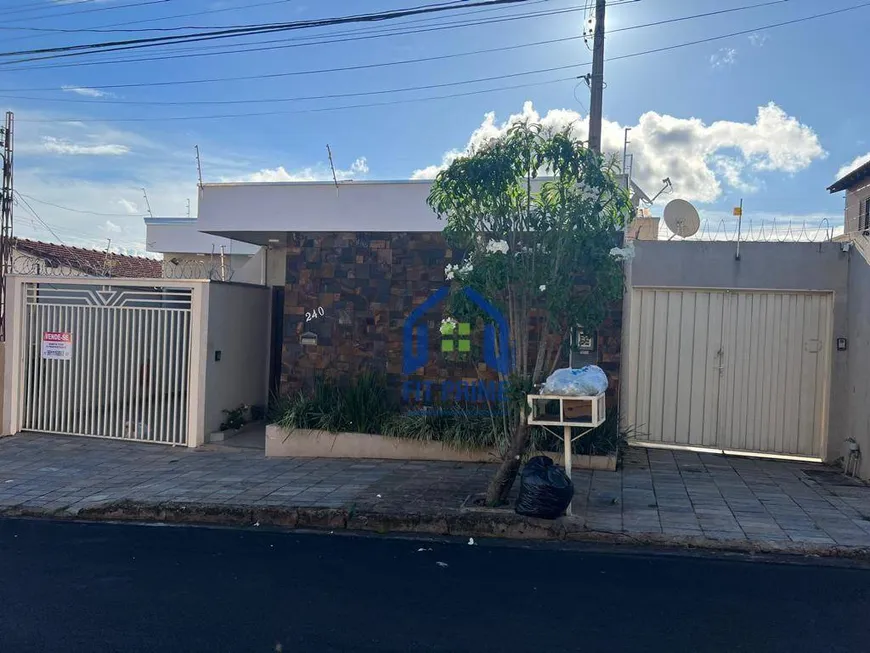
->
[663,199,700,238]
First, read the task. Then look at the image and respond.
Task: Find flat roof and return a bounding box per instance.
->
[199,179,431,189]
[828,159,870,193]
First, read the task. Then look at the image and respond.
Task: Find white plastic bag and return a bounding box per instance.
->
[541,366,608,396]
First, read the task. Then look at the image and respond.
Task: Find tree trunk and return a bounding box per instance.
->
[485,419,529,506]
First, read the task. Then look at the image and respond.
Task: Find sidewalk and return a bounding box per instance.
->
[2,433,870,556]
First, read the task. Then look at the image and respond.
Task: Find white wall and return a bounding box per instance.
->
[146,219,260,255]
[628,241,850,463]
[202,282,270,435]
[197,180,443,233]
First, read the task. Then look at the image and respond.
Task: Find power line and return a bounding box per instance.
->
[12,218,147,250]
[0,0,295,34]
[15,193,148,217]
[12,191,113,272]
[0,0,541,62]
[2,0,103,18]
[14,0,869,124]
[0,0,819,103]
[14,197,147,249]
[3,0,173,24]
[5,62,585,107]
[6,36,585,99]
[18,75,578,123]
[0,1,637,73]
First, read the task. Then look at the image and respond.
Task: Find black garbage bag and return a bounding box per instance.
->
[514,456,574,519]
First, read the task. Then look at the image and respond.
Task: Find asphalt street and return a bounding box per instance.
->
[1,518,869,652]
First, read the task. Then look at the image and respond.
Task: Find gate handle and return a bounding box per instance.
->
[805,339,822,354]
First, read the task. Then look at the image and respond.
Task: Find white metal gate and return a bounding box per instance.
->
[19,282,193,445]
[627,288,832,459]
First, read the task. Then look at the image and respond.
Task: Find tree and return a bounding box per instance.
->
[427,122,632,506]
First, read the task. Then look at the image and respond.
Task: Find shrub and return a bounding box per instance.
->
[382,406,509,451]
[220,404,248,431]
[274,373,392,435]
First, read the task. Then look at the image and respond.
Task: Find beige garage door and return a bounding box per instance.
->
[627,288,832,459]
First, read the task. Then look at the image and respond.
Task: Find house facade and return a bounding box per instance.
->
[828,158,870,236]
[146,179,649,404]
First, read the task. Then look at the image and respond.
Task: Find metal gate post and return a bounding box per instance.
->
[2,275,23,436]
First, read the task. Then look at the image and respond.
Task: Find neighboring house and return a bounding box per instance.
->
[145,217,263,283]
[828,158,870,236]
[12,238,162,278]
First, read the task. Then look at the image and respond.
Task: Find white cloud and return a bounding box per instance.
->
[710,47,737,68]
[836,153,870,180]
[349,156,369,175]
[411,101,826,204]
[748,33,769,47]
[61,86,112,98]
[240,155,369,182]
[103,220,122,233]
[117,198,139,214]
[411,149,462,180]
[40,137,129,156]
[713,156,760,193]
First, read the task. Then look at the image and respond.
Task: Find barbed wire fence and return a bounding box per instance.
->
[11,254,235,280]
[652,217,842,243]
[160,258,234,281]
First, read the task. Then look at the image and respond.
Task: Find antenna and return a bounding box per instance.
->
[141,188,154,218]
[195,145,203,187]
[103,238,112,275]
[647,177,673,204]
[326,144,339,193]
[663,199,701,239]
[622,127,631,174]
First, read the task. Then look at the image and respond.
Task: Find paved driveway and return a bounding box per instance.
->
[1,433,870,549]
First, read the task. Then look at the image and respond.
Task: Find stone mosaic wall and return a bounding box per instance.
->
[281,231,622,403]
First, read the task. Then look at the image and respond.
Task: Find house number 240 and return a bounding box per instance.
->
[305,307,325,322]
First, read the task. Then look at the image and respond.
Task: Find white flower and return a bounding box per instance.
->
[440,317,458,335]
[485,239,509,255]
[445,263,459,280]
[459,260,474,276]
[609,241,636,261]
[539,284,546,292]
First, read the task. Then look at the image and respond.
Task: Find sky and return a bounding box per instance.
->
[1,0,868,255]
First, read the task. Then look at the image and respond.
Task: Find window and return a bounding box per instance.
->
[864,197,870,232]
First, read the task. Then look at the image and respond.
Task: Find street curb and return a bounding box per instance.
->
[3,501,869,560]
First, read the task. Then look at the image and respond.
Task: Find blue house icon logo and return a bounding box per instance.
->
[402,286,511,375]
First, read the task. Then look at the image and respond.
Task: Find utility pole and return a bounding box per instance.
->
[588,0,606,153]
[0,112,13,342]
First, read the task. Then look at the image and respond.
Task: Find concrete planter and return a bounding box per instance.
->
[266,425,498,462]
[539,451,618,472]
[266,425,618,470]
